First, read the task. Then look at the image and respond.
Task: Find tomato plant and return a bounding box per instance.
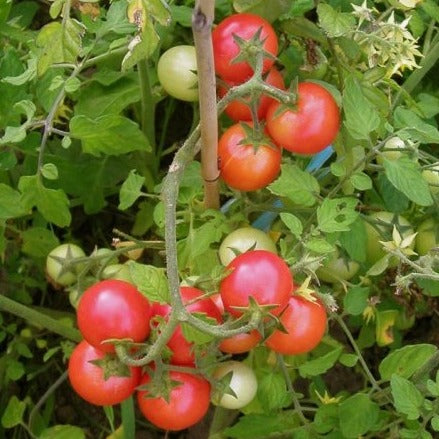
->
[218,123,281,191]
[212,13,278,83]
[157,45,199,102]
[77,279,151,352]
[68,340,141,407]
[416,217,439,256]
[151,286,222,365]
[137,370,211,431]
[218,226,277,266]
[220,250,293,316]
[265,294,327,355]
[316,250,360,284]
[265,82,340,155]
[218,68,285,121]
[46,243,86,286]
[212,361,258,409]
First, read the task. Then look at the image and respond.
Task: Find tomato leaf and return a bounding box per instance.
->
[394,107,439,144]
[317,3,356,38]
[343,286,369,315]
[118,170,145,210]
[317,197,358,233]
[298,347,342,378]
[339,217,367,263]
[379,344,437,380]
[21,227,59,258]
[1,396,26,429]
[39,425,86,439]
[0,183,26,219]
[257,372,291,411]
[279,213,303,238]
[390,375,423,420]
[268,163,320,207]
[382,156,433,206]
[128,262,170,304]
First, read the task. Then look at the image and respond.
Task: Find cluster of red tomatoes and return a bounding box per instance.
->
[67,226,328,431]
[213,13,340,191]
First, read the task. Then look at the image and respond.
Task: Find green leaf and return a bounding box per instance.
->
[431,416,439,432]
[41,163,59,180]
[70,115,151,156]
[383,156,433,206]
[314,404,339,434]
[1,396,26,428]
[128,262,169,303]
[343,286,369,315]
[379,344,437,380]
[422,0,439,23]
[304,238,335,253]
[339,217,367,263]
[339,353,358,367]
[6,358,25,380]
[233,0,290,22]
[338,393,380,438]
[268,164,319,207]
[317,3,355,37]
[19,175,71,227]
[391,374,423,420]
[317,197,358,233]
[257,372,291,411]
[343,76,380,140]
[0,100,36,145]
[36,19,84,75]
[118,170,145,210]
[2,57,37,85]
[394,107,439,144]
[299,347,342,377]
[21,227,59,258]
[64,76,81,93]
[279,213,303,238]
[350,172,372,191]
[376,173,410,213]
[0,184,26,219]
[181,312,218,345]
[39,425,86,439]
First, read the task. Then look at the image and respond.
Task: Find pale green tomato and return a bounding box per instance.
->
[416,217,439,256]
[422,165,439,195]
[219,227,277,266]
[364,211,414,266]
[46,243,86,286]
[157,45,198,102]
[317,251,360,284]
[376,137,406,165]
[101,264,133,283]
[212,361,257,410]
[90,248,118,274]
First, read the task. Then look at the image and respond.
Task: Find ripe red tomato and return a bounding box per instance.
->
[266,82,340,155]
[137,370,211,431]
[68,340,141,406]
[77,279,151,353]
[219,68,285,121]
[219,250,293,317]
[212,13,278,83]
[151,286,222,365]
[265,294,327,355]
[218,123,281,191]
[219,330,262,354]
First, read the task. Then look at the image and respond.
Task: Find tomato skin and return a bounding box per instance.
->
[157,45,198,102]
[218,226,277,266]
[219,68,285,121]
[219,330,262,354]
[68,340,141,406]
[212,361,257,409]
[265,295,327,355]
[266,82,340,155]
[219,250,293,317]
[137,370,211,431]
[218,123,281,191]
[212,13,278,83]
[151,286,222,365]
[77,280,151,353]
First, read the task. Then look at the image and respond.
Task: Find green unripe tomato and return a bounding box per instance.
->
[101,264,133,283]
[376,137,407,165]
[416,217,439,256]
[218,227,277,266]
[157,45,198,102]
[317,251,360,284]
[422,165,439,195]
[212,361,257,410]
[364,211,414,266]
[46,243,86,286]
[91,248,118,274]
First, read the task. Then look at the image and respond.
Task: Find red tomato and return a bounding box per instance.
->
[219,250,293,317]
[219,68,285,121]
[151,286,222,365]
[212,13,278,83]
[77,279,151,353]
[266,82,340,155]
[68,340,141,406]
[219,330,262,354]
[218,123,281,191]
[265,294,327,355]
[137,370,211,431]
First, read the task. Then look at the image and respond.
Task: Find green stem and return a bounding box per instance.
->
[121,396,136,439]
[0,295,82,342]
[137,59,155,147]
